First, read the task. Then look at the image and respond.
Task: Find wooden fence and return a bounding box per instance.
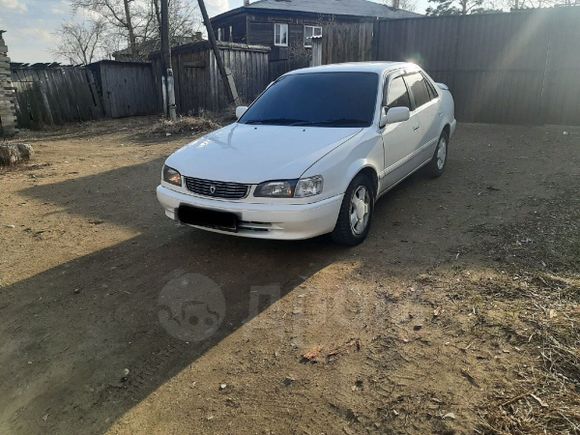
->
[373,7,580,125]
[11,65,103,129]
[322,22,374,65]
[12,43,269,128]
[151,41,270,114]
[269,56,309,83]
[88,60,160,118]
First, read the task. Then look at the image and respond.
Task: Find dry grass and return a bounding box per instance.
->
[149,115,223,136]
[477,280,579,434]
[473,192,580,434]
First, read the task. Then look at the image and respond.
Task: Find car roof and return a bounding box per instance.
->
[286,62,419,76]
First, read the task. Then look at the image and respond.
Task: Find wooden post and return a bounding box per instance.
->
[123,0,137,57]
[161,76,168,116]
[311,35,323,67]
[197,0,241,106]
[161,0,177,120]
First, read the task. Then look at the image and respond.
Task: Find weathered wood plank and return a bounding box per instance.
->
[151,42,270,115]
[11,65,105,128]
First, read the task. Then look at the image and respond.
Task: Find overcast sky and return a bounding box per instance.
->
[0,0,428,63]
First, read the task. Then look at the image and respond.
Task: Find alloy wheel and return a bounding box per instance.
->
[349,186,370,235]
[437,137,447,170]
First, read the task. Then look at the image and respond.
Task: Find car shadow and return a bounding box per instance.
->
[1,158,343,434]
[3,153,459,434]
[0,231,342,434]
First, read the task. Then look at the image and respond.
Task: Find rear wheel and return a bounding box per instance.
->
[331,173,374,246]
[427,131,449,178]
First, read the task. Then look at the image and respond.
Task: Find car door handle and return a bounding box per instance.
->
[413,125,420,131]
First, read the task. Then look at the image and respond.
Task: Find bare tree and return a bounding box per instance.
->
[53,20,107,65]
[512,0,578,8]
[383,0,418,12]
[69,0,201,60]
[151,0,202,43]
[426,0,502,15]
[400,0,418,11]
[71,0,147,57]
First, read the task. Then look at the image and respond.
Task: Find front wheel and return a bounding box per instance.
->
[426,131,449,178]
[331,173,374,246]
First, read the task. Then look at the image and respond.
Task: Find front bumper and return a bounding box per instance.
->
[156,185,343,240]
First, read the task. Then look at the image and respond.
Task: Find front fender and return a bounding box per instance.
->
[301,131,383,200]
[344,159,380,195]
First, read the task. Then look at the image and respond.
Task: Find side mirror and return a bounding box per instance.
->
[236,106,248,119]
[380,106,410,127]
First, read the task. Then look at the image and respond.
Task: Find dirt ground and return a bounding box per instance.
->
[0,117,578,435]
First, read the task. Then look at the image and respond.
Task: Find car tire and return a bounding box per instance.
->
[331,173,374,246]
[427,130,449,178]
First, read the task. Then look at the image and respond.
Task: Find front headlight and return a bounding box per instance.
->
[254,176,323,198]
[163,165,182,186]
[295,176,323,198]
[254,180,297,198]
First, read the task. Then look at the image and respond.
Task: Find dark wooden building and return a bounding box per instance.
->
[210,0,419,65]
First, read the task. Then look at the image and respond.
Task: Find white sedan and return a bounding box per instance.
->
[157,62,456,245]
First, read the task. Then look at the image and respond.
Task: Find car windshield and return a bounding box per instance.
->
[239,72,379,128]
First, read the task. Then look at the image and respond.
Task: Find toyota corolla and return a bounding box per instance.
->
[157,62,456,245]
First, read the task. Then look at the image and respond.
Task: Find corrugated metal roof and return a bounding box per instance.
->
[216,0,420,19]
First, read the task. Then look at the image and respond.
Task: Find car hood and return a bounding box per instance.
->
[165,123,362,184]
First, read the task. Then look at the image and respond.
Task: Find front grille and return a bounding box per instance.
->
[184,177,249,200]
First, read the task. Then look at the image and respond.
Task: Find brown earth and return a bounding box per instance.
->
[0,117,578,434]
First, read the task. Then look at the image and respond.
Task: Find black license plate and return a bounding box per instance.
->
[177,206,238,232]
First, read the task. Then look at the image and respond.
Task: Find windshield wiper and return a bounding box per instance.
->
[244,118,309,126]
[293,118,368,127]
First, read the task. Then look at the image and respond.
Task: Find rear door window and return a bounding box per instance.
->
[422,73,439,99]
[404,73,431,109]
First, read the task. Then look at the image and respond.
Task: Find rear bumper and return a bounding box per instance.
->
[156,185,343,240]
